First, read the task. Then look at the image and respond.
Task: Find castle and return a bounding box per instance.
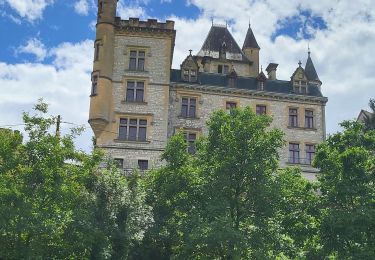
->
[88,0,328,179]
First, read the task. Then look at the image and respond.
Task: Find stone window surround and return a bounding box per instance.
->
[90,72,99,97]
[121,76,149,104]
[256,104,267,115]
[225,100,238,113]
[113,114,153,143]
[176,91,202,119]
[94,39,103,62]
[287,106,317,131]
[175,127,201,154]
[124,45,151,72]
[286,142,317,165]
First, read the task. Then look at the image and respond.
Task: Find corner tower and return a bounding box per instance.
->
[89,0,118,137]
[242,24,260,76]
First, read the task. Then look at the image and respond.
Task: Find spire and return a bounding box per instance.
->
[242,25,260,50]
[305,49,320,82]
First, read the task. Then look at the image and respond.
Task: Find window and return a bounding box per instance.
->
[258,81,264,90]
[183,69,197,82]
[91,75,98,95]
[118,118,147,141]
[129,50,145,71]
[218,65,229,74]
[126,81,144,102]
[305,144,315,165]
[289,108,298,127]
[114,158,124,169]
[94,43,100,61]
[98,1,103,13]
[305,110,314,128]
[293,80,308,94]
[181,97,196,118]
[226,101,237,113]
[138,160,148,170]
[256,105,267,115]
[289,143,300,164]
[184,132,197,154]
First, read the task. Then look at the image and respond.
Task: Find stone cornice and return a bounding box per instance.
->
[170,82,328,105]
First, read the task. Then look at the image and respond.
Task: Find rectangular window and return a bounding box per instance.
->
[289,143,300,164]
[226,101,237,113]
[94,43,100,61]
[184,132,197,154]
[289,108,298,127]
[138,160,148,170]
[129,50,145,71]
[223,65,229,74]
[218,65,223,74]
[181,97,196,118]
[118,118,147,142]
[305,144,315,165]
[305,110,314,128]
[114,158,124,169]
[91,75,98,95]
[126,81,144,102]
[256,105,267,115]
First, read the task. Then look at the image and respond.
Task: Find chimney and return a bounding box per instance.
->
[265,63,278,80]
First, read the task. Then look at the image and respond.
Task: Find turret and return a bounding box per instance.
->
[304,49,322,90]
[89,0,118,137]
[242,23,260,77]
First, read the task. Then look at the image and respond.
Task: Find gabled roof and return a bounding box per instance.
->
[197,25,249,62]
[242,26,260,49]
[305,52,320,82]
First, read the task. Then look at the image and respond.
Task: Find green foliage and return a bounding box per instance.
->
[315,121,375,259]
[0,100,152,259]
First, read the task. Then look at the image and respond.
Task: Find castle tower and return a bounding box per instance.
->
[89,0,118,137]
[242,24,260,77]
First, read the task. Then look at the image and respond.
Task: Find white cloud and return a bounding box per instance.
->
[4,0,54,21]
[16,38,47,62]
[0,40,94,151]
[74,0,89,16]
[117,4,146,19]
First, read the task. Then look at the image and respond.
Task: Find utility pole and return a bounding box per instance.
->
[56,115,61,137]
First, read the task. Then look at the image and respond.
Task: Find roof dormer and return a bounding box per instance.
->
[181,50,199,83]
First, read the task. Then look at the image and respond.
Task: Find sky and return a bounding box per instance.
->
[0,0,374,152]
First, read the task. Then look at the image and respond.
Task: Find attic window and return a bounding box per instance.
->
[293,80,308,94]
[258,81,264,90]
[218,65,229,74]
[182,69,197,82]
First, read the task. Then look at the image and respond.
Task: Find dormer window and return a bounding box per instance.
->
[182,69,197,82]
[258,81,264,90]
[293,80,308,94]
[220,42,227,59]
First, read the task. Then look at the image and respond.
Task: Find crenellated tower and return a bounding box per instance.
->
[89,0,118,137]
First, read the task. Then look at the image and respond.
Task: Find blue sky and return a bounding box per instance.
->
[0,0,374,151]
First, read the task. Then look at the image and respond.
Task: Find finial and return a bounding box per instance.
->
[308,43,311,56]
[211,17,214,26]
[261,65,263,72]
[249,18,251,28]
[189,49,192,55]
[298,60,302,67]
[226,20,228,28]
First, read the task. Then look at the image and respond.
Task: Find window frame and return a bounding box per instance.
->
[289,108,298,127]
[181,96,197,118]
[138,160,149,171]
[289,143,300,164]
[305,109,314,128]
[126,80,145,102]
[129,50,146,71]
[183,131,197,154]
[91,74,98,95]
[118,118,148,142]
[256,105,267,115]
[305,144,315,165]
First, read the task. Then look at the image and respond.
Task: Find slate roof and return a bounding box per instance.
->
[198,25,249,61]
[170,69,324,97]
[305,52,320,82]
[242,26,260,49]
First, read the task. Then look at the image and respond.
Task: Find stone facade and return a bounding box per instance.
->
[89,0,328,178]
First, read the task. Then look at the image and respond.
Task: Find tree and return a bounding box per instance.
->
[184,107,285,259]
[0,100,153,259]
[132,133,200,259]
[314,121,375,259]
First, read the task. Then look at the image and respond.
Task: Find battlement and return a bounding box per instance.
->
[115,17,175,31]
